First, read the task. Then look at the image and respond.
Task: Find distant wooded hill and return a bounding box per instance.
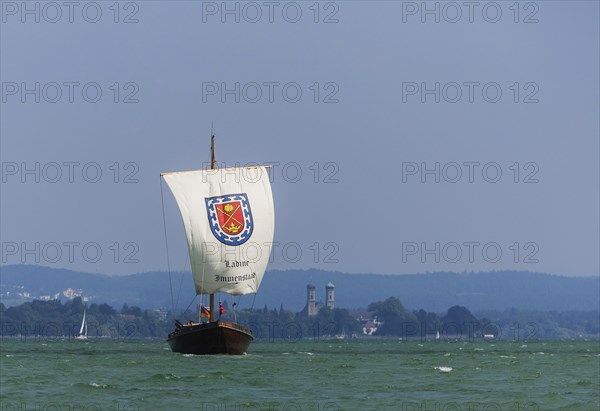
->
[1,265,598,312]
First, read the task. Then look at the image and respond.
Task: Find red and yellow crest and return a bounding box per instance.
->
[215,201,245,235]
[205,193,253,245]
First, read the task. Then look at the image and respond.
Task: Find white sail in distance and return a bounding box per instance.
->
[79,309,86,335]
[162,166,275,296]
[79,310,86,335]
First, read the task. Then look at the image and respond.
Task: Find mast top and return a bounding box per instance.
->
[210,135,216,170]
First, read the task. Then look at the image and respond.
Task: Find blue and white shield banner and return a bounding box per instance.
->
[205,193,254,246]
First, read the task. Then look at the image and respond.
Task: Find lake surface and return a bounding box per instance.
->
[1,339,598,410]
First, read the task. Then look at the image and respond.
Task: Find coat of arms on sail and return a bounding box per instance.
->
[205,193,254,246]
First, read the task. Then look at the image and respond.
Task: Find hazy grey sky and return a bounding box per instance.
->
[1,1,598,276]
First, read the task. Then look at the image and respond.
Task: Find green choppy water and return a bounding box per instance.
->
[1,339,598,411]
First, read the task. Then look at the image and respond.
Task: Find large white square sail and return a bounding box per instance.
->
[162,166,274,295]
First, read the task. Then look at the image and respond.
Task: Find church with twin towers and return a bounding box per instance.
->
[302,282,335,316]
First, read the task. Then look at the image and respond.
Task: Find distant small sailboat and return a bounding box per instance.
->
[436,330,440,340]
[335,328,347,340]
[76,307,88,340]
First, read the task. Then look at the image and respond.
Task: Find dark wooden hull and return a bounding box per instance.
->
[167,321,253,355]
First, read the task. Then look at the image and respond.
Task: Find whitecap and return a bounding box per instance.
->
[434,366,453,373]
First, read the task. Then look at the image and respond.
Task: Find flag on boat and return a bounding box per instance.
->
[200,305,211,318]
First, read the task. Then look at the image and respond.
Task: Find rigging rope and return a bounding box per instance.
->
[183,294,198,317]
[174,252,189,311]
[200,248,207,312]
[159,177,175,314]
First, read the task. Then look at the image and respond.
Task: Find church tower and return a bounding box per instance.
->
[307,284,317,316]
[326,282,335,310]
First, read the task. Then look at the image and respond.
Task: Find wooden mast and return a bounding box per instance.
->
[209,135,216,322]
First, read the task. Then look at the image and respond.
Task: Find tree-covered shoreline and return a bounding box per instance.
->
[1,297,598,341]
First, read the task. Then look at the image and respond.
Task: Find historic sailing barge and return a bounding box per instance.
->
[161,136,275,355]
